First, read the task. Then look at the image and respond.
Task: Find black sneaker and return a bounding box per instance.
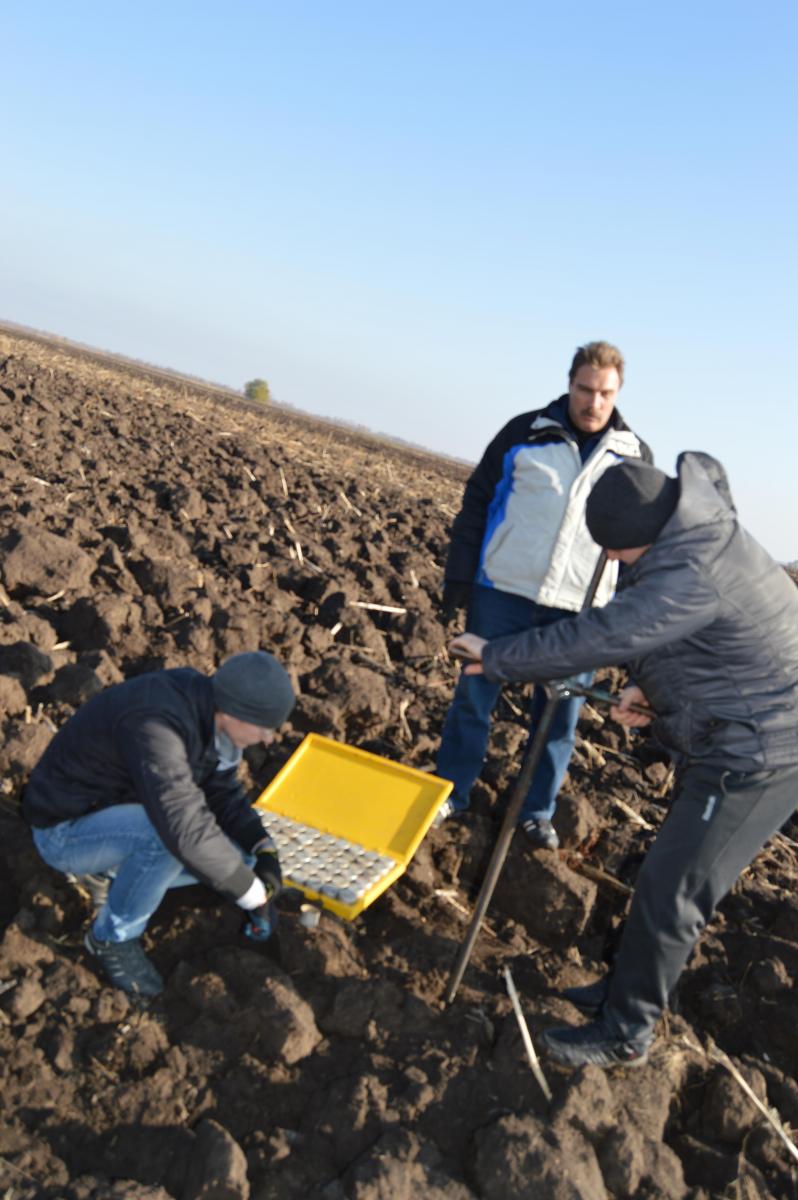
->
[520,817,559,850]
[561,977,610,1016]
[540,1018,651,1068]
[84,929,164,997]
[433,797,470,826]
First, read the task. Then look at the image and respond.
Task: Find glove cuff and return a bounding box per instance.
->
[237,876,269,910]
[252,834,278,855]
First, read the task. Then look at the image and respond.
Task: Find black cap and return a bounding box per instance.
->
[212,651,295,728]
[586,460,679,549]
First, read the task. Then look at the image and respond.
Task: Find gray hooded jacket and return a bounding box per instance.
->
[482,453,798,771]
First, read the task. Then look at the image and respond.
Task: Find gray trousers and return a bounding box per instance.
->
[604,760,798,1041]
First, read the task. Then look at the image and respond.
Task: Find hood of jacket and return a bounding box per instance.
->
[482,450,798,770]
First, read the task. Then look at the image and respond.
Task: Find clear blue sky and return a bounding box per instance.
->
[3,1,796,560]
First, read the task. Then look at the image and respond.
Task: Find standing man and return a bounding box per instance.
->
[437,341,651,847]
[23,651,295,997]
[450,454,798,1067]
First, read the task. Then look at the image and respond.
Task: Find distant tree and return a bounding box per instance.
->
[244,378,271,404]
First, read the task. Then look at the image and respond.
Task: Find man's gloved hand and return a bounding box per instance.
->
[253,846,283,899]
[440,581,471,623]
[245,901,274,942]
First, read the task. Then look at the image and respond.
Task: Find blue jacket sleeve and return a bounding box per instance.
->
[445,413,535,584]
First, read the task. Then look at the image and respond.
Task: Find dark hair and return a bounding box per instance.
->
[569,341,625,387]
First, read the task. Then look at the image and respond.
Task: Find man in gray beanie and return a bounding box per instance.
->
[449,452,798,1068]
[24,651,296,997]
[584,459,679,550]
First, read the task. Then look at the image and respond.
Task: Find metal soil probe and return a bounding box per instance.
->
[444,552,608,1004]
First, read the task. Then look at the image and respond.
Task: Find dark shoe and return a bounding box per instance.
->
[433,796,469,826]
[541,1017,651,1069]
[84,929,164,997]
[561,977,610,1017]
[521,817,559,850]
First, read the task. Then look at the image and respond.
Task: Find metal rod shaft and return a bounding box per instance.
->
[444,691,559,1003]
[557,680,654,717]
[443,551,609,1004]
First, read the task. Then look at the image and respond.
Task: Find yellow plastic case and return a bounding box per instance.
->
[254,733,452,919]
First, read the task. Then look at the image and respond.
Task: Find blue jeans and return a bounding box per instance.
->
[436,585,591,821]
[32,804,253,943]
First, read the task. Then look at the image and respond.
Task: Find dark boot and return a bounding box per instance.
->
[84,929,163,997]
[541,1017,651,1068]
[520,817,559,850]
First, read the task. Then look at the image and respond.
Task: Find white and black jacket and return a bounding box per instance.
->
[445,396,651,611]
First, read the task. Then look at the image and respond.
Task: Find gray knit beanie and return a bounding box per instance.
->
[586,461,679,549]
[212,651,295,727]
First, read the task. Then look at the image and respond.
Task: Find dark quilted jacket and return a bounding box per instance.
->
[23,668,267,900]
[482,452,798,770]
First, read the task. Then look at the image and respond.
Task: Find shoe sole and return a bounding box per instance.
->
[541,1030,650,1070]
[545,1046,649,1069]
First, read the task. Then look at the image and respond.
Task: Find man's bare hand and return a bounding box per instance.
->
[610,684,653,727]
[449,633,487,674]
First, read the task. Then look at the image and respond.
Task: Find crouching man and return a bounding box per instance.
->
[23,651,295,997]
[450,453,798,1068]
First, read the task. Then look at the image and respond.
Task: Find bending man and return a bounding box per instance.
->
[450,453,798,1067]
[23,651,295,997]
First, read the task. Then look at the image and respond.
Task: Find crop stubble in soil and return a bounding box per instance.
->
[0,328,797,1200]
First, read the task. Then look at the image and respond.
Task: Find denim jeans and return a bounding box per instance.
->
[32,804,253,943]
[436,584,591,821]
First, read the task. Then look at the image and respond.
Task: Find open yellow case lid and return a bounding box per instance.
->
[254,733,453,919]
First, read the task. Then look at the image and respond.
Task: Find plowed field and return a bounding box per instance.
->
[1,327,796,1199]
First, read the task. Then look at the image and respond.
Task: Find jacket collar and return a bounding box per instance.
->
[533,394,634,434]
[528,396,639,453]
